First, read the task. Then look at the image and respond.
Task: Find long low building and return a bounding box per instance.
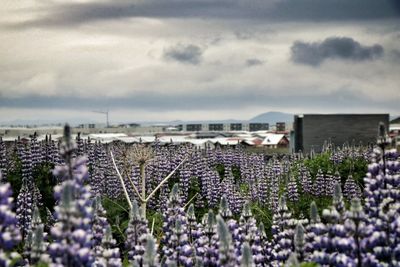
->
[178,122,274,132]
[1,131,290,150]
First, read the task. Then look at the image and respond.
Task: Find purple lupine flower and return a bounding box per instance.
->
[216,215,236,267]
[49,175,95,266]
[239,201,258,246]
[219,195,233,220]
[90,143,106,196]
[0,174,22,264]
[179,163,191,202]
[16,178,33,241]
[256,170,268,206]
[143,234,159,267]
[125,200,149,265]
[7,140,18,174]
[343,175,362,200]
[391,216,400,266]
[21,144,42,206]
[300,165,312,195]
[48,124,95,267]
[24,205,48,265]
[41,135,51,164]
[30,132,43,168]
[92,196,110,248]
[312,188,356,267]
[251,222,267,267]
[344,198,368,267]
[287,176,299,203]
[312,169,325,197]
[86,137,95,170]
[271,196,296,265]
[93,225,122,267]
[48,136,61,165]
[330,150,342,165]
[220,169,242,213]
[268,175,279,212]
[304,201,323,261]
[324,170,335,196]
[362,145,400,266]
[76,133,85,158]
[186,204,200,244]
[271,159,282,177]
[104,153,122,200]
[198,210,218,266]
[161,184,194,267]
[0,138,7,178]
[218,195,242,262]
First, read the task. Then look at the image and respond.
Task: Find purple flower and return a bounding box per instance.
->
[48,125,95,267]
[0,172,22,264]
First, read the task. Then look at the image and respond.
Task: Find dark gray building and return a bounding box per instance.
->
[249,123,269,132]
[293,114,389,153]
[230,123,242,131]
[209,123,224,131]
[186,124,202,132]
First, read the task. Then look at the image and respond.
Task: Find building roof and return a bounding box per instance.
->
[261,134,286,145]
[235,133,254,138]
[211,138,242,146]
[158,135,189,144]
[186,139,214,146]
[241,138,264,146]
[1,136,19,142]
[88,133,128,143]
[89,133,127,138]
[138,136,157,143]
[190,132,226,139]
[253,132,275,138]
[165,127,179,131]
[115,136,141,143]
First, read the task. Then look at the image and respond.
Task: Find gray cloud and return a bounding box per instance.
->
[246,58,264,67]
[291,37,384,66]
[1,1,399,122]
[7,0,400,29]
[390,49,400,61]
[164,44,203,65]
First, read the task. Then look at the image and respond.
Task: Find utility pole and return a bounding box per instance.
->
[92,110,109,128]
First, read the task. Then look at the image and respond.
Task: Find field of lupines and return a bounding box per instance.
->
[0,125,399,267]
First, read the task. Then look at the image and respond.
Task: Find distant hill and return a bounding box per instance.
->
[391,116,400,124]
[250,111,293,123]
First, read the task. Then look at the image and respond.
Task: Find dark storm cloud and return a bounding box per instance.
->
[291,37,384,66]
[8,0,400,28]
[245,59,264,67]
[164,44,203,65]
[0,89,397,112]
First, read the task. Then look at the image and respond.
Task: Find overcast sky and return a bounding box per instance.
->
[1,0,400,124]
